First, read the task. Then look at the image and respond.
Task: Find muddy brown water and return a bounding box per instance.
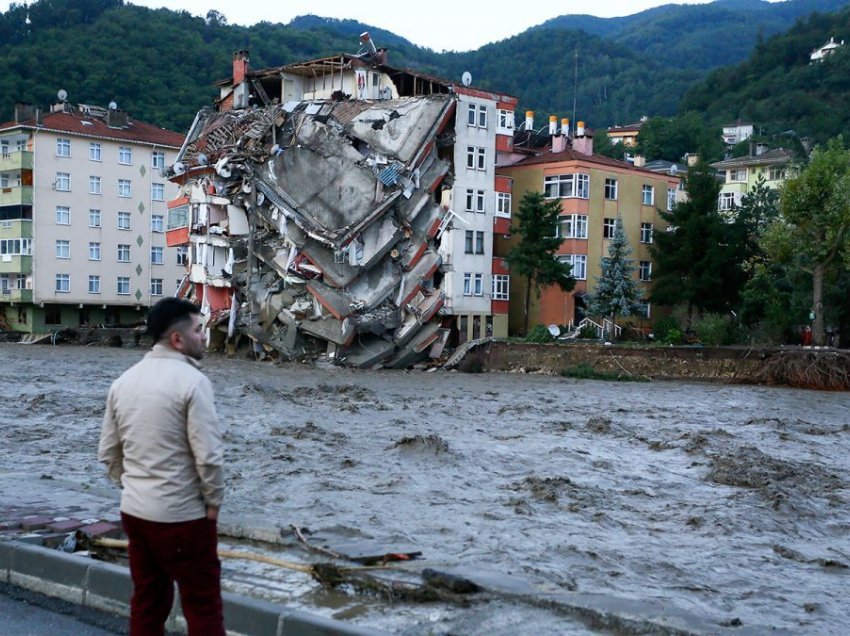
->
[1,344,848,635]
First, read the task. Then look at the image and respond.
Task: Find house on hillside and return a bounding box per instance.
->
[722,121,754,146]
[165,42,518,366]
[607,119,645,147]
[497,118,678,333]
[710,146,793,215]
[0,100,184,333]
[810,37,844,62]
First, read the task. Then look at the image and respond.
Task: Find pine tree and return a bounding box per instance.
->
[507,191,576,334]
[589,217,641,339]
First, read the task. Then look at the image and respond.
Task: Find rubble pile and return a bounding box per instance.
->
[170,95,458,367]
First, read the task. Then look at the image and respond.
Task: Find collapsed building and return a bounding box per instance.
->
[165,42,518,368]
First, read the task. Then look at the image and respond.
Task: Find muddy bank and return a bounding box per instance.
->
[455,341,850,389]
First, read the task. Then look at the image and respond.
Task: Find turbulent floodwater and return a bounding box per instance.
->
[2,343,848,635]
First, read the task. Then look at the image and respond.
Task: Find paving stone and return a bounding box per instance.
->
[20,516,52,531]
[0,520,22,531]
[78,522,122,540]
[47,519,83,533]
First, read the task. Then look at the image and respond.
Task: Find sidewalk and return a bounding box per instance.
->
[0,474,384,636]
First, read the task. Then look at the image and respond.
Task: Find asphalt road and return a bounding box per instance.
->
[0,582,126,635]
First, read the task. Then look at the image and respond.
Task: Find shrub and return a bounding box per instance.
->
[578,324,599,339]
[693,313,733,346]
[652,316,680,342]
[524,324,555,343]
[663,328,684,345]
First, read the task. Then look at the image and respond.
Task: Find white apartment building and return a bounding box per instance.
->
[0,101,184,333]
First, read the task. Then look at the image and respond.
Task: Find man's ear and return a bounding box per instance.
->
[168,329,183,351]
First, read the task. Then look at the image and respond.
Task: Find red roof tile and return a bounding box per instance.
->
[0,110,184,148]
[509,148,660,175]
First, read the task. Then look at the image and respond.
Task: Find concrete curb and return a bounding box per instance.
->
[0,540,386,636]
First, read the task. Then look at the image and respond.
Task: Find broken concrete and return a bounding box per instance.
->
[169,94,456,367]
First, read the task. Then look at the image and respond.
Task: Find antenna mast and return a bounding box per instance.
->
[572,46,579,136]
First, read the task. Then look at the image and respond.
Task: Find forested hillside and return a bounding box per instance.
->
[0,0,848,135]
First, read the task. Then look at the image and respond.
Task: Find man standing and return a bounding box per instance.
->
[99,298,225,636]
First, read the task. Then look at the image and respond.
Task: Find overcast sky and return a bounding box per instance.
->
[1,0,783,52]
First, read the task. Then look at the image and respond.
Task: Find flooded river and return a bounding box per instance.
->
[2,343,848,634]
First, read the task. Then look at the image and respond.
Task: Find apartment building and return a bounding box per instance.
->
[498,121,679,333]
[710,146,793,214]
[173,47,517,351]
[0,100,184,333]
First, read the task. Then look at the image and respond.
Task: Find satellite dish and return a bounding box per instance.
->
[108,101,118,110]
[548,324,561,338]
[172,162,186,176]
[461,71,472,87]
[670,163,679,175]
[197,153,208,166]
[57,89,68,101]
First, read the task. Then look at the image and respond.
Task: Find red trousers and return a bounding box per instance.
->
[121,512,225,636]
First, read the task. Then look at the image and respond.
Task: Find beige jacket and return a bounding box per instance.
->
[98,344,224,523]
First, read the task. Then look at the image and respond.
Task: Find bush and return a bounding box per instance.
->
[560,362,649,382]
[693,313,733,346]
[524,324,555,343]
[578,324,599,339]
[652,316,680,342]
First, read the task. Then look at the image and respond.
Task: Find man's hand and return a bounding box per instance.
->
[206,505,219,521]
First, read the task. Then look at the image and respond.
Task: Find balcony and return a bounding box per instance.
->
[0,288,32,303]
[0,220,32,239]
[0,150,33,172]
[0,255,32,274]
[0,186,33,207]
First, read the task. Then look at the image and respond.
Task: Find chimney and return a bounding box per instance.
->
[633,155,646,168]
[106,108,129,129]
[525,111,534,131]
[572,121,593,156]
[552,117,570,153]
[14,102,34,124]
[233,50,249,86]
[685,153,699,166]
[755,143,768,156]
[561,118,570,136]
[548,115,558,136]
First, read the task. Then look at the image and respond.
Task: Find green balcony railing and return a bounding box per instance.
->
[0,288,32,303]
[0,255,32,274]
[0,186,33,207]
[0,150,33,172]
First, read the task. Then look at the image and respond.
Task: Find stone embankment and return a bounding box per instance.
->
[452,341,850,390]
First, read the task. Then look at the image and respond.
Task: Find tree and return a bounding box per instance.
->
[507,191,576,334]
[650,161,749,327]
[588,217,641,340]
[765,137,850,345]
[634,112,724,163]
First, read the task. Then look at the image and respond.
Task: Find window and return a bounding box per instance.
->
[556,214,588,239]
[604,178,618,200]
[729,168,746,182]
[475,231,485,255]
[90,143,101,161]
[119,147,132,165]
[89,209,101,227]
[465,189,485,213]
[176,245,188,265]
[769,166,786,181]
[0,239,31,255]
[56,139,70,157]
[474,273,483,296]
[642,185,654,206]
[150,278,163,296]
[55,172,70,191]
[88,275,100,294]
[151,183,165,201]
[640,223,653,244]
[0,174,6,188]
[56,206,71,225]
[667,188,676,211]
[118,211,131,230]
[117,244,130,262]
[465,230,474,254]
[639,260,652,281]
[151,246,164,264]
[151,151,165,169]
[603,217,617,239]
[467,104,487,128]
[151,215,164,232]
[463,272,472,296]
[55,274,70,293]
[492,274,510,300]
[55,240,70,259]
[718,192,735,211]
[558,254,587,280]
[117,276,130,295]
[497,109,514,130]
[544,173,590,199]
[89,242,101,261]
[118,179,131,198]
[496,192,511,217]
[466,146,486,171]
[637,299,651,319]
[89,176,101,195]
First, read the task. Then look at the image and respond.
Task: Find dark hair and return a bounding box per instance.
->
[146,298,200,343]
